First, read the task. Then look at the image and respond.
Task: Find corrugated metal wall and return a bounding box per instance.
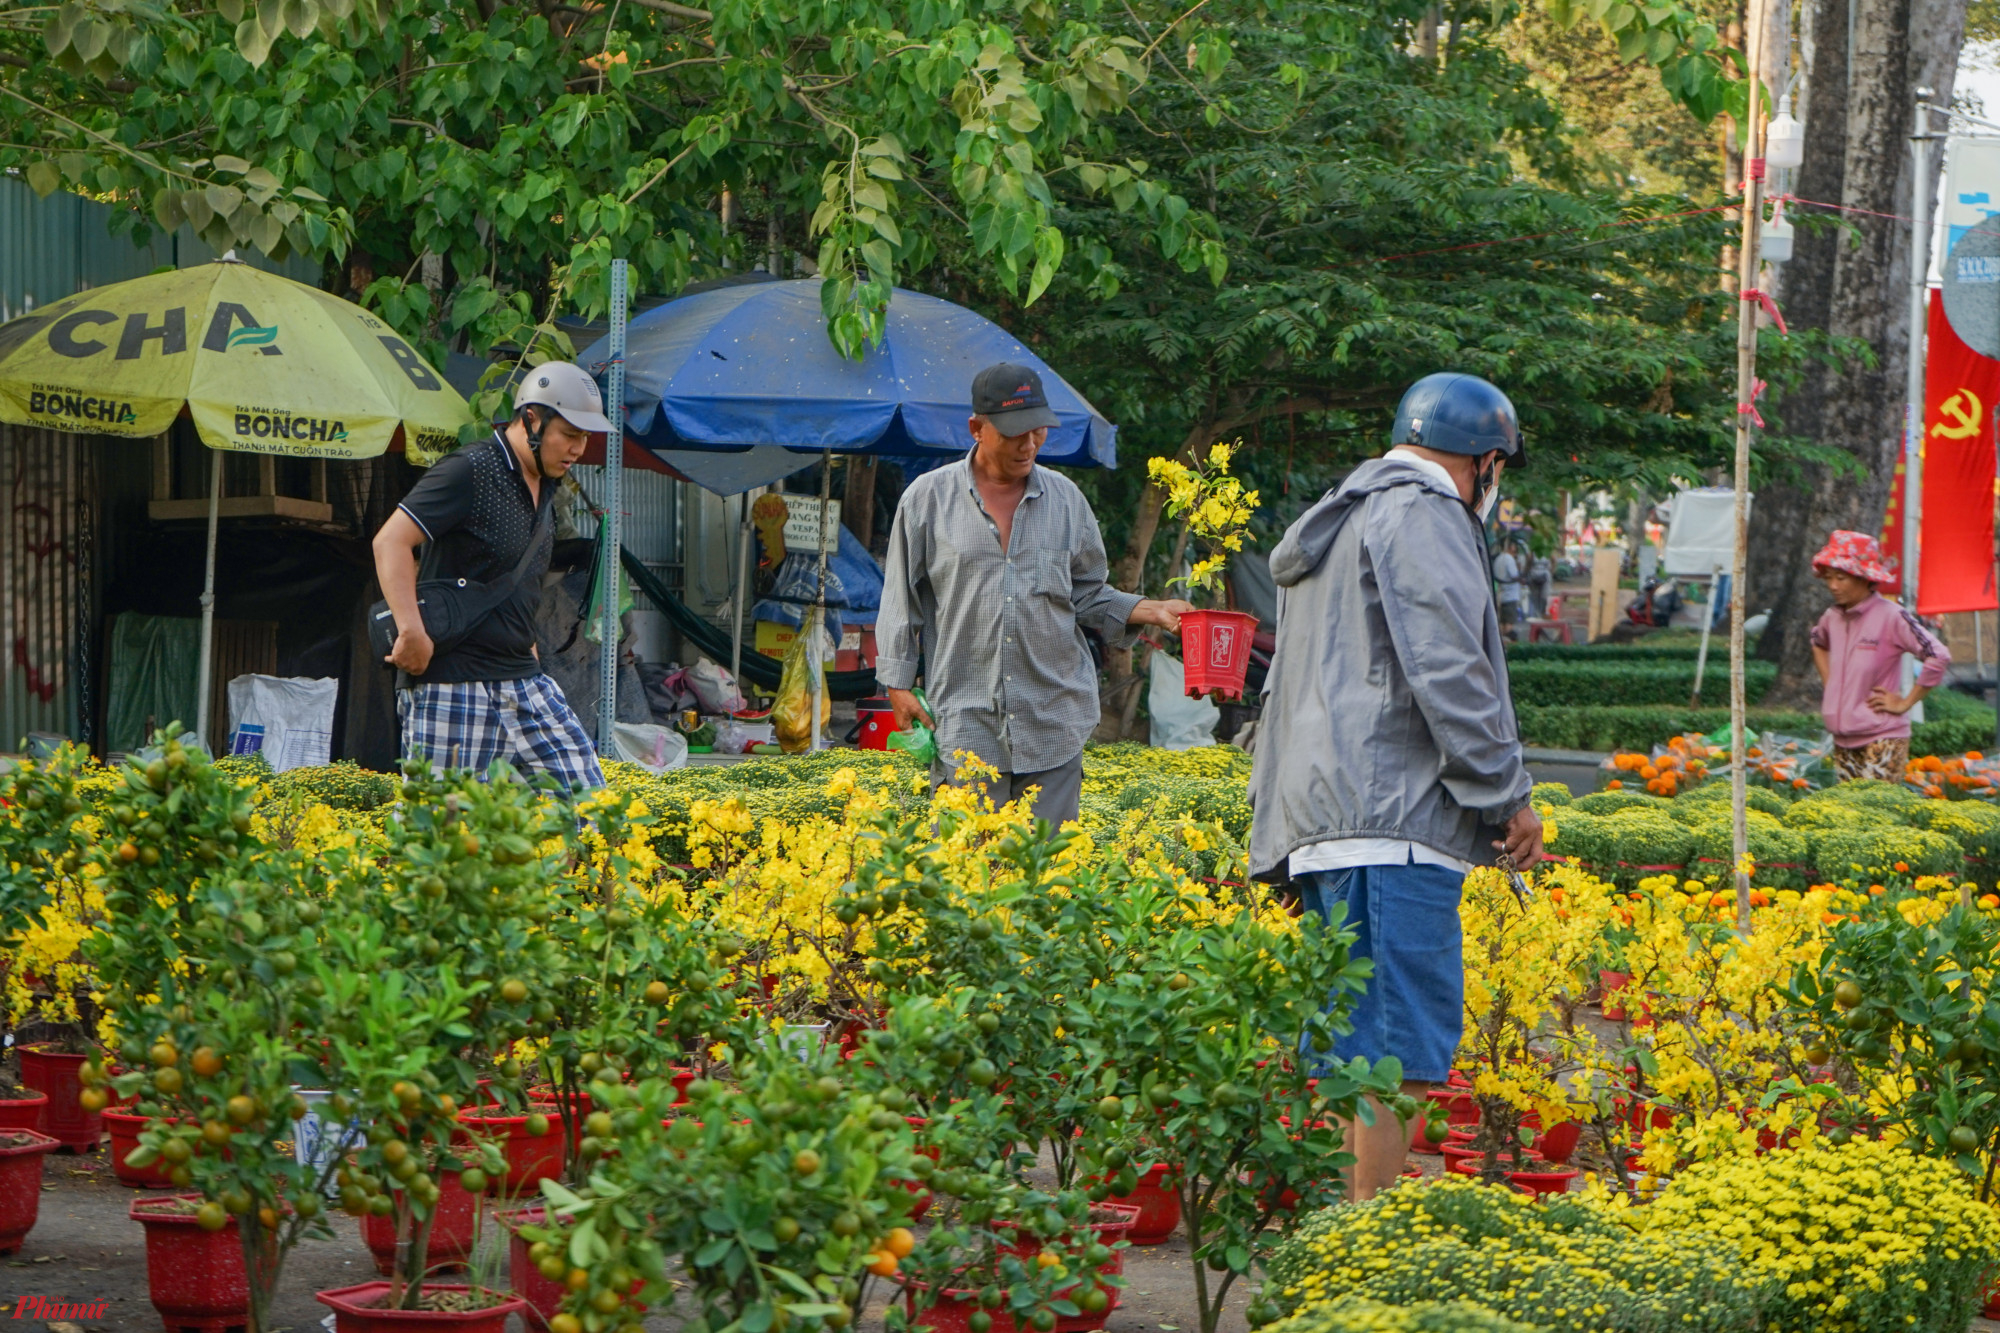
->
[0,426,84,747]
[0,175,321,320]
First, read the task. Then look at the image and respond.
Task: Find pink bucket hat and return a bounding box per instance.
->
[1811,530,1896,585]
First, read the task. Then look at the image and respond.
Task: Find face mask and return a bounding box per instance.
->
[1474,457,1502,522]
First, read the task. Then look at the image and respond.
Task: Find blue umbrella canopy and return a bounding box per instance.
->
[576,278,1116,469]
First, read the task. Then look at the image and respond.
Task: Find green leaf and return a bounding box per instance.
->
[24,161,60,199]
[235,16,272,67]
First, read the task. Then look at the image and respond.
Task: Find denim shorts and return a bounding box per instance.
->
[1296,860,1465,1084]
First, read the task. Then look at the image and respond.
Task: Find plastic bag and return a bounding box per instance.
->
[688,659,745,715]
[773,630,831,754]
[885,688,936,766]
[1148,651,1219,750]
[226,674,338,772]
[716,718,776,755]
[609,723,689,774]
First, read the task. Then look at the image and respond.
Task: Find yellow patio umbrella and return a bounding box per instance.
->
[0,257,471,746]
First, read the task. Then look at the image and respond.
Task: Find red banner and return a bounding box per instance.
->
[1918,291,2000,613]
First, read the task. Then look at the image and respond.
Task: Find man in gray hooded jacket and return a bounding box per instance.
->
[1248,372,1542,1201]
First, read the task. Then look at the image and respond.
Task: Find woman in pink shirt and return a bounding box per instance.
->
[1808,530,1951,781]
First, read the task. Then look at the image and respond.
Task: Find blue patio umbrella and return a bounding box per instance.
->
[574,277,1117,470]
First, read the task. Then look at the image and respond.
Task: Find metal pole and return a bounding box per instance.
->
[809,453,832,751]
[598,258,628,753]
[1903,91,1937,723]
[194,449,222,752]
[730,488,753,703]
[1692,564,1721,706]
[1729,0,1771,932]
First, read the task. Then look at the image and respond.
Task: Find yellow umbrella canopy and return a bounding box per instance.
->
[0,258,467,458]
[0,258,471,750]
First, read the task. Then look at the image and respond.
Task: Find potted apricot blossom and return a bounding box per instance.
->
[1148,442,1260,699]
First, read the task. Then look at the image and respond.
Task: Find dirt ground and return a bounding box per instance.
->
[0,1142,1259,1333]
[15,1138,1998,1333]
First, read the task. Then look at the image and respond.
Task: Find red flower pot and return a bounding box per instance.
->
[18,1046,100,1150]
[360,1171,479,1277]
[315,1282,528,1333]
[1442,1146,1542,1178]
[1178,610,1259,700]
[1103,1162,1179,1246]
[105,1109,179,1189]
[1053,1203,1139,1333]
[131,1194,250,1332]
[1984,1278,2000,1320]
[456,1105,563,1196]
[500,1205,564,1332]
[1424,1089,1478,1128]
[0,1130,57,1252]
[1506,1165,1580,1195]
[907,1286,1018,1333]
[0,1091,47,1135]
[1599,970,1632,1021]
[1532,1119,1583,1166]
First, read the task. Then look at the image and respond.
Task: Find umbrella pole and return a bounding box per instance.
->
[599,259,629,755]
[194,450,222,753]
[731,489,751,704]
[810,453,831,751]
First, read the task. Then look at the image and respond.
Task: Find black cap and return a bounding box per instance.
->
[971,362,1061,435]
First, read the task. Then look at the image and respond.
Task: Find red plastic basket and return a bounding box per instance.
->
[1178,610,1258,700]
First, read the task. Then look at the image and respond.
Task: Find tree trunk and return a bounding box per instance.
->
[842,455,877,550]
[1097,420,1220,740]
[1750,0,1965,707]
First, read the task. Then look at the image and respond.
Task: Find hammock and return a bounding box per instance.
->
[619,547,882,701]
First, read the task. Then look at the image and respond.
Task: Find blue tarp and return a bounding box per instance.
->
[576,279,1117,469]
[750,526,884,634]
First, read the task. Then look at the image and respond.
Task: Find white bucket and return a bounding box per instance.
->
[291,1087,365,1196]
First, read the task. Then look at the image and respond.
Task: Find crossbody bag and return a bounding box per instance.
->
[368,505,551,666]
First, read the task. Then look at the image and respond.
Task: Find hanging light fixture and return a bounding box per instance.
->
[1765,95,1805,171]
[1761,199,1795,263]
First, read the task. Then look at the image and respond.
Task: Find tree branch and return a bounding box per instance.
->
[627,0,713,18]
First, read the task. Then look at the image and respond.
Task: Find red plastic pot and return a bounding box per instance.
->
[907,1286,1018,1333]
[1505,1165,1580,1196]
[1442,1145,1542,1178]
[1424,1089,1478,1128]
[131,1194,250,1332]
[1178,610,1259,700]
[1599,969,1632,1021]
[1532,1119,1583,1166]
[0,1130,57,1253]
[19,1045,100,1150]
[0,1091,47,1134]
[1984,1279,2000,1320]
[315,1282,528,1333]
[456,1104,562,1196]
[500,1205,564,1332]
[1103,1162,1179,1246]
[105,1109,179,1189]
[360,1171,479,1277]
[1053,1203,1139,1333]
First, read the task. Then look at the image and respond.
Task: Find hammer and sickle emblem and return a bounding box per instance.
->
[1933,389,1983,439]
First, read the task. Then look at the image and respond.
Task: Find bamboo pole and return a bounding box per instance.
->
[1730,0,1771,933]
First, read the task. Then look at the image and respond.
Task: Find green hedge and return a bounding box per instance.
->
[1508,660,1777,708]
[1505,639,1722,662]
[1519,702,1997,760]
[1517,706,1822,754]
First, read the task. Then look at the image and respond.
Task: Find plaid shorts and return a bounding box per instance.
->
[397,674,605,794]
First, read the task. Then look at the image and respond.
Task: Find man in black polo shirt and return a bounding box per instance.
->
[371,362,610,792]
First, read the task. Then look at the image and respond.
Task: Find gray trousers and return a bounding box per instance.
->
[930,752,1085,826]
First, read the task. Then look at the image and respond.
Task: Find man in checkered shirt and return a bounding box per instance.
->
[876,362,1192,824]
[371,363,608,793]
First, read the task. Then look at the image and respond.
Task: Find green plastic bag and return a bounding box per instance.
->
[885,688,936,766]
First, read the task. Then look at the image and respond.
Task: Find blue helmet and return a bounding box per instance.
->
[1390,373,1523,463]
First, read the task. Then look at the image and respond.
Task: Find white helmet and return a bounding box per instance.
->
[514,360,612,433]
